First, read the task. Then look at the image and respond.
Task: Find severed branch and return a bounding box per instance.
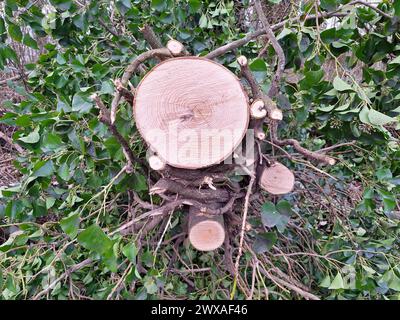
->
[110,48,174,124]
[270,122,336,165]
[254,0,285,98]
[140,24,163,50]
[237,56,282,121]
[91,94,147,172]
[237,55,281,141]
[205,12,347,60]
[150,178,231,203]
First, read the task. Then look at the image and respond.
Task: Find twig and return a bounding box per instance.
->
[33,258,93,300]
[110,48,173,124]
[99,18,120,37]
[0,131,24,154]
[231,175,255,299]
[205,12,347,60]
[91,94,147,172]
[270,122,336,165]
[140,24,163,50]
[254,0,285,97]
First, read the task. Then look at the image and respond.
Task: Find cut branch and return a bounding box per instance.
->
[150,178,231,203]
[91,94,147,171]
[254,0,285,97]
[140,24,163,49]
[205,12,347,60]
[270,123,336,165]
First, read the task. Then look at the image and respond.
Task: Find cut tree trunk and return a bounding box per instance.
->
[134,57,249,169]
[188,206,225,251]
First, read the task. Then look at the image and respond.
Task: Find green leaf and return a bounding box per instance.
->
[261,202,280,227]
[122,243,137,263]
[249,59,268,72]
[188,0,201,13]
[151,0,166,11]
[376,168,392,181]
[8,23,22,42]
[329,273,345,289]
[0,18,5,34]
[252,232,277,254]
[389,55,400,65]
[50,0,72,11]
[333,76,353,92]
[394,0,400,17]
[42,132,63,151]
[368,109,396,126]
[359,106,370,124]
[276,200,294,217]
[300,70,324,89]
[32,160,55,177]
[19,128,40,143]
[72,93,93,113]
[78,225,113,255]
[23,34,38,49]
[318,105,335,112]
[60,211,80,239]
[320,275,331,288]
[276,28,292,40]
[199,14,208,28]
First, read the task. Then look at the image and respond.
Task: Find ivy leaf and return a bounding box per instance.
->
[199,14,208,28]
[23,34,38,49]
[320,275,331,288]
[0,18,5,34]
[60,211,80,239]
[276,200,294,217]
[122,243,138,263]
[72,93,93,113]
[328,273,345,289]
[50,0,72,11]
[32,160,55,177]
[368,109,396,126]
[18,128,40,143]
[261,202,280,227]
[394,0,400,18]
[253,232,277,254]
[333,76,353,92]
[249,59,267,72]
[77,224,113,255]
[8,23,22,42]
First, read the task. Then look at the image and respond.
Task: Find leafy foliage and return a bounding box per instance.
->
[0,0,400,300]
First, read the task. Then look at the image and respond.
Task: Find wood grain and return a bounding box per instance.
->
[134,57,249,169]
[259,162,295,195]
[188,206,225,251]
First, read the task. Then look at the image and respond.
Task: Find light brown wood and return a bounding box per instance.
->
[148,154,166,171]
[259,162,295,195]
[134,57,249,169]
[188,206,225,251]
[250,99,266,119]
[167,39,184,56]
[237,55,248,66]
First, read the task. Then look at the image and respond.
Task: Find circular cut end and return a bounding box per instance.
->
[250,99,266,119]
[189,220,225,251]
[237,55,248,66]
[134,57,249,169]
[148,155,166,171]
[259,162,295,195]
[167,39,184,55]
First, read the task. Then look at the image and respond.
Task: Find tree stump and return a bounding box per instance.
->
[134,57,249,169]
